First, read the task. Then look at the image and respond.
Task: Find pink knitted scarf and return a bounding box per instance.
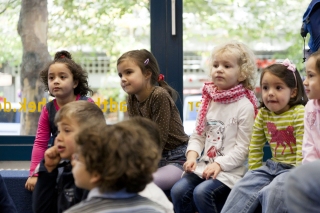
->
[196,82,258,135]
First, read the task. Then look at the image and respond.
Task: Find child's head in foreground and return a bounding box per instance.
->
[54,101,106,160]
[72,120,160,193]
[259,59,308,114]
[304,50,320,100]
[122,116,161,149]
[209,41,257,90]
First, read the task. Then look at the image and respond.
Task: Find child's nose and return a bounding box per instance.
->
[268,89,274,96]
[55,133,62,143]
[303,78,308,86]
[121,76,127,82]
[53,77,60,84]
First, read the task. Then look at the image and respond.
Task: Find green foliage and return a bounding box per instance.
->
[183,0,310,70]
[0,0,313,72]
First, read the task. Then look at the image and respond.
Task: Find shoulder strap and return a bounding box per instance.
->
[46,101,58,143]
[79,96,89,101]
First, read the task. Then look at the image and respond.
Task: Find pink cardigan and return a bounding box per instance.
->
[302,99,320,164]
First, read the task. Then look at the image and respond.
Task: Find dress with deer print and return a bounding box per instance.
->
[249,105,304,170]
[303,99,320,164]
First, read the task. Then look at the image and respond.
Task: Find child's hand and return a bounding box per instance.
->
[202,162,221,180]
[183,159,197,173]
[44,146,61,173]
[184,150,198,172]
[25,176,38,191]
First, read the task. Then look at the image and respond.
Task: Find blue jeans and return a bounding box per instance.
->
[221,159,294,213]
[171,172,231,213]
[285,160,320,213]
[159,143,187,170]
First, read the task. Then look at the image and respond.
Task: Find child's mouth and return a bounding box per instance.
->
[57,145,65,152]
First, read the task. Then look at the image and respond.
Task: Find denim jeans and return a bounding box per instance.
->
[285,160,320,213]
[171,172,231,213]
[221,159,294,213]
[159,143,187,170]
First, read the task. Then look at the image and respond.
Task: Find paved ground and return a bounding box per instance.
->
[0,161,30,170]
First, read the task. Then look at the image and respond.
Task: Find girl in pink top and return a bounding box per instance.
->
[302,50,320,164]
[25,50,94,191]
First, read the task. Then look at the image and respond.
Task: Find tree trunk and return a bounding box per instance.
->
[17,0,51,135]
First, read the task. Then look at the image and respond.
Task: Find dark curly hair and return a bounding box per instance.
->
[76,121,160,193]
[40,50,93,97]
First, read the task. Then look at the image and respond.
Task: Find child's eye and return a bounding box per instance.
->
[276,86,282,90]
[60,75,66,79]
[225,65,230,68]
[262,86,268,90]
[308,74,314,78]
[213,64,218,68]
[48,76,54,80]
[126,71,132,75]
[118,73,122,78]
[64,128,70,133]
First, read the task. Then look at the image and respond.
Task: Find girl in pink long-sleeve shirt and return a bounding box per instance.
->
[302,50,320,164]
[25,50,94,191]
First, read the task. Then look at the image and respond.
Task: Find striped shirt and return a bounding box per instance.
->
[249,105,304,170]
[64,189,166,213]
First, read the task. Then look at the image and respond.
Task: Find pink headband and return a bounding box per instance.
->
[281,58,297,87]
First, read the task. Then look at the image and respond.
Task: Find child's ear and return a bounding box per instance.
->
[290,88,298,98]
[144,70,152,80]
[73,80,79,89]
[90,171,101,184]
[238,73,246,82]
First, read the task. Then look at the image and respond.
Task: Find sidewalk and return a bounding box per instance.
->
[0,161,30,170]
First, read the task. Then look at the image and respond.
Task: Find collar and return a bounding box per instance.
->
[87,187,137,200]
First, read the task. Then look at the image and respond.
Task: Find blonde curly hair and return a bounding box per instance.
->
[209,41,257,90]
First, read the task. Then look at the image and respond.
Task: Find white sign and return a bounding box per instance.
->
[0,73,12,86]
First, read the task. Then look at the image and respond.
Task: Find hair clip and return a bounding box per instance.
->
[144,58,149,65]
[281,58,297,86]
[158,74,165,82]
[281,59,296,72]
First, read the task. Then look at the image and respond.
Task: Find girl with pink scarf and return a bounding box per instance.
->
[171,41,258,213]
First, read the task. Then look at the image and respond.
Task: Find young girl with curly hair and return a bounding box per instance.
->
[25,50,94,191]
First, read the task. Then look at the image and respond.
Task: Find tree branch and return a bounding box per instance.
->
[0,0,17,15]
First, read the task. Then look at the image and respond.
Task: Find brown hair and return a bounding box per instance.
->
[117,49,178,101]
[259,63,308,108]
[54,100,106,130]
[210,41,257,90]
[76,121,160,193]
[40,50,93,97]
[122,117,161,148]
[309,50,320,73]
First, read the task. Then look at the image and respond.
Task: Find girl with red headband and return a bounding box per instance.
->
[117,49,189,191]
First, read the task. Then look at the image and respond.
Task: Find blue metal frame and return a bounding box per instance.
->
[150,0,184,119]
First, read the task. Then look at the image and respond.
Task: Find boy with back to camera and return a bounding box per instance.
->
[64,121,167,213]
[32,101,107,213]
[123,117,174,212]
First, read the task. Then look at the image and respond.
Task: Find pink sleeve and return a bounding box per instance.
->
[29,106,51,175]
[302,102,320,164]
[87,97,94,103]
